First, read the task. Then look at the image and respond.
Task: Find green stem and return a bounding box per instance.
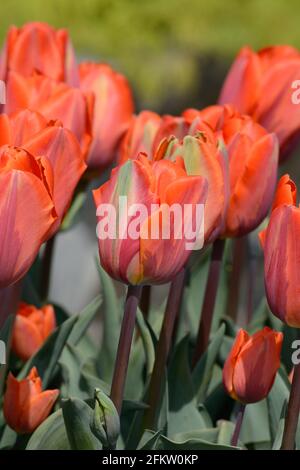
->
[143,269,186,430]
[281,361,300,450]
[192,239,225,367]
[140,285,151,319]
[110,285,142,416]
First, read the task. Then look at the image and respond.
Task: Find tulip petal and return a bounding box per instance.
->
[223,329,249,399]
[0,170,56,286]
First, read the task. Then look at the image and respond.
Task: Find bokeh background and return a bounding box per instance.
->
[2,0,300,313]
[3,0,300,113]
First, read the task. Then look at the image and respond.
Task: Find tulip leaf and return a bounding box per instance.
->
[96,264,123,382]
[267,367,290,441]
[61,191,87,232]
[239,400,271,446]
[192,323,225,403]
[26,409,70,450]
[168,336,212,437]
[62,397,101,450]
[136,307,155,378]
[156,434,240,450]
[138,430,161,450]
[272,401,287,450]
[67,294,102,347]
[18,295,101,388]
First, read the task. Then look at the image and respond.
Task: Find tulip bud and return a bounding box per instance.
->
[223,327,283,404]
[79,62,134,169]
[219,45,300,160]
[260,174,300,327]
[90,388,120,449]
[154,132,228,244]
[12,302,56,361]
[3,367,59,434]
[119,110,161,164]
[93,154,208,285]
[0,22,79,85]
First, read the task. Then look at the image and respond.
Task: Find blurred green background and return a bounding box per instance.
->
[1,0,300,112]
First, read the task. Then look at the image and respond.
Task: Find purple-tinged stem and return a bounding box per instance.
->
[110,284,142,416]
[231,403,246,446]
[192,239,225,367]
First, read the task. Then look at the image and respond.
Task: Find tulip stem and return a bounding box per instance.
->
[226,237,246,322]
[40,235,56,301]
[231,403,246,446]
[140,285,151,319]
[110,285,142,416]
[143,269,186,430]
[281,361,300,450]
[192,239,225,367]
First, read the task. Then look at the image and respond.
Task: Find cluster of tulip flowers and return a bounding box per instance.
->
[1,22,300,451]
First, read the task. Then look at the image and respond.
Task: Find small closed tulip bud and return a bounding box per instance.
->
[3,367,59,434]
[90,388,120,449]
[260,174,300,327]
[219,45,300,160]
[79,62,134,169]
[0,22,79,85]
[93,154,208,285]
[12,302,56,361]
[223,327,283,404]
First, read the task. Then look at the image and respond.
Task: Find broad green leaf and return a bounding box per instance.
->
[136,308,155,378]
[267,367,290,441]
[26,409,70,450]
[239,400,271,445]
[193,323,225,402]
[138,430,161,450]
[62,398,101,450]
[272,401,287,450]
[157,434,239,450]
[217,420,236,446]
[97,264,123,382]
[168,337,212,437]
[61,191,87,231]
[67,294,102,347]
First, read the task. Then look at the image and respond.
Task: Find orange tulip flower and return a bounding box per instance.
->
[119,110,161,164]
[0,109,86,287]
[79,63,134,169]
[223,327,283,403]
[3,367,59,434]
[0,22,78,85]
[219,46,300,160]
[4,71,93,158]
[12,303,56,361]
[0,109,86,232]
[184,105,279,237]
[93,154,208,285]
[153,127,228,244]
[259,174,300,327]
